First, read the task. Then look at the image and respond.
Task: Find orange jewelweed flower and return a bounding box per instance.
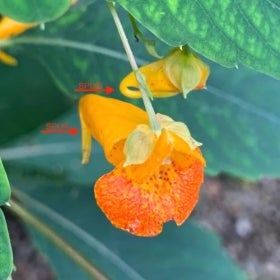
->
[120,46,209,99]
[79,94,205,237]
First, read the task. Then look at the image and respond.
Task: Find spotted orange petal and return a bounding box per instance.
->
[94,147,204,237]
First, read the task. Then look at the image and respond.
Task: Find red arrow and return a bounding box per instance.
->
[69,127,79,135]
[40,128,79,135]
[104,86,114,94]
[74,86,114,94]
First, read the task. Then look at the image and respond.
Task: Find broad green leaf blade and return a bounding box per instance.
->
[0,57,74,145]
[7,175,247,280]
[115,0,280,79]
[0,209,13,280]
[0,160,13,279]
[2,0,280,178]
[0,0,72,23]
[0,160,10,205]
[0,159,13,280]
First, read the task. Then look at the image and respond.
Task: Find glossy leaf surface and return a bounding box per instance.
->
[0,0,72,23]
[115,0,280,79]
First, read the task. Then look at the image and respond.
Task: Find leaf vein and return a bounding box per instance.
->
[235,0,280,61]
[265,0,280,10]
[194,0,278,65]
[207,85,280,126]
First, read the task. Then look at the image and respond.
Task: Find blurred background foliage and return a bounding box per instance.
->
[0,0,280,279]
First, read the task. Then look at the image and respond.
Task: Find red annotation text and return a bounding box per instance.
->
[40,123,79,135]
[74,82,114,94]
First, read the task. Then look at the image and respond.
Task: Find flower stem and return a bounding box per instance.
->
[6,199,109,280]
[108,2,160,132]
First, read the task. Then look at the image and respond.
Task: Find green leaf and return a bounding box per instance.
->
[0,209,13,280]
[2,0,280,178]
[0,160,10,205]
[0,57,74,145]
[0,159,13,280]
[7,176,247,280]
[115,0,280,79]
[0,0,72,23]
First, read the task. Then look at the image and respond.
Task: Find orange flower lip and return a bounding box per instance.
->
[95,130,205,237]
[79,94,205,236]
[95,158,204,237]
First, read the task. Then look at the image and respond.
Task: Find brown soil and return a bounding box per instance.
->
[195,176,280,280]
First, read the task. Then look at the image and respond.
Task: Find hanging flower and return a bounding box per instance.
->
[120,46,209,99]
[79,94,205,237]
